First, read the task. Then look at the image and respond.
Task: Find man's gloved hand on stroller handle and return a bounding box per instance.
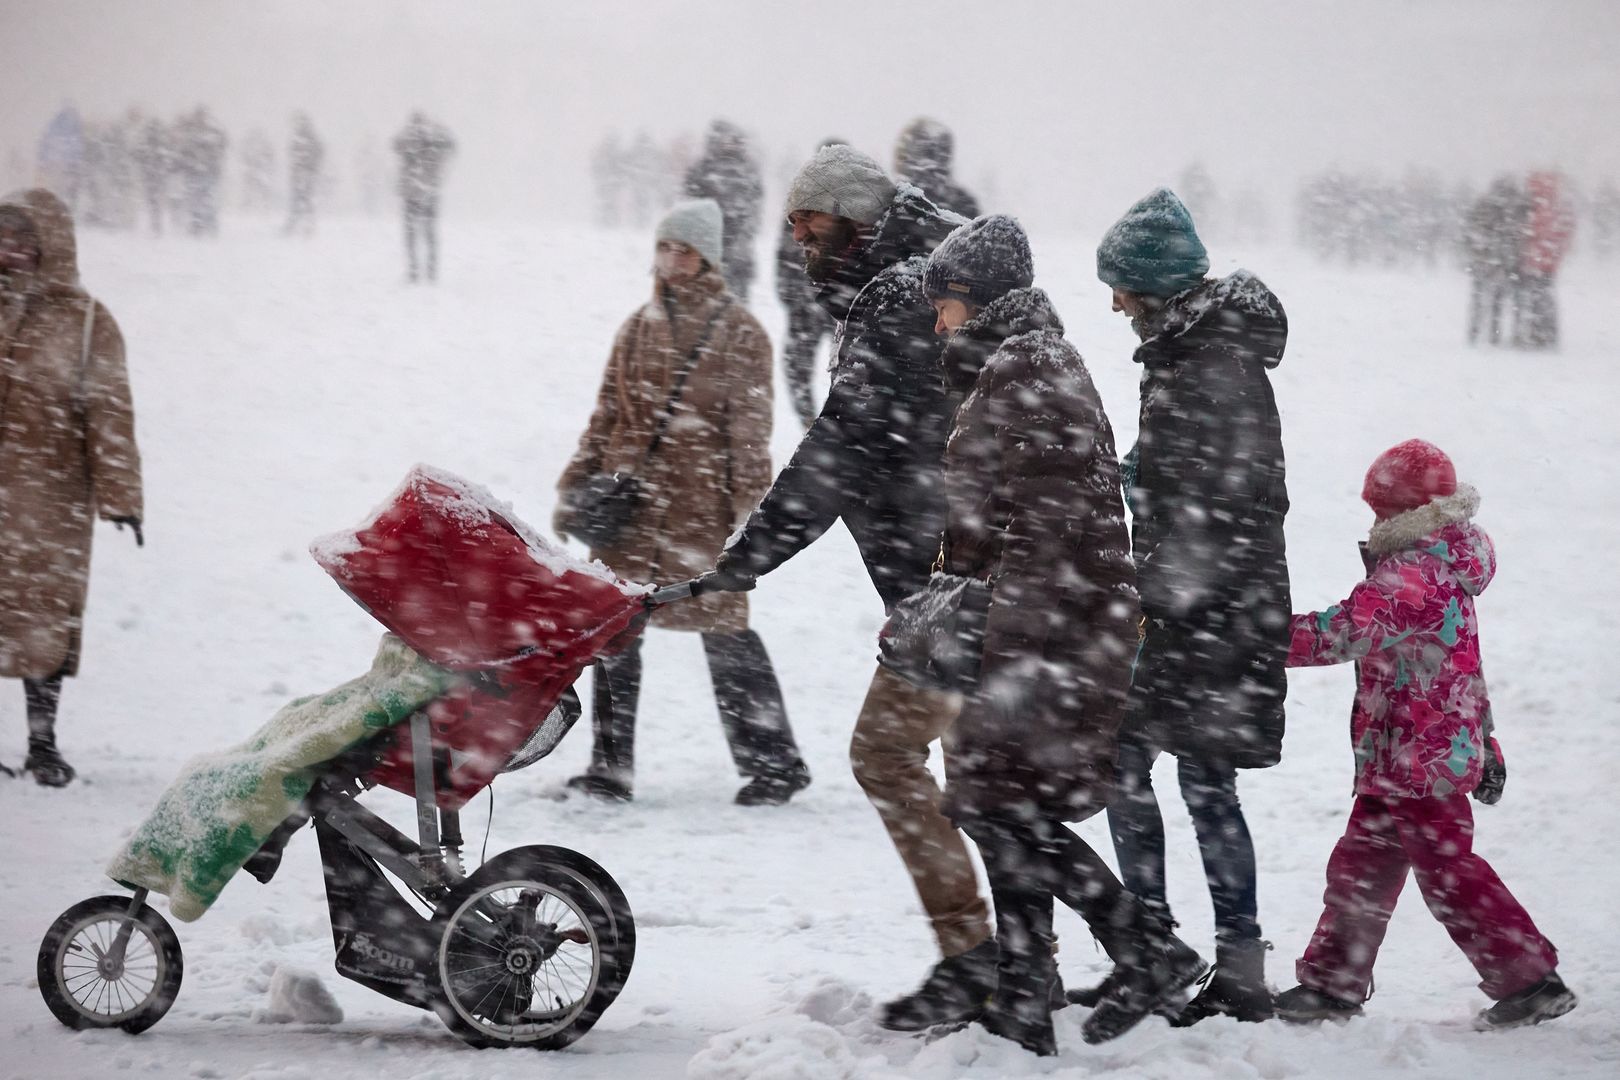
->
[693,552,757,595]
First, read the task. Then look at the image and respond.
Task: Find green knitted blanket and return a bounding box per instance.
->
[107,635,453,922]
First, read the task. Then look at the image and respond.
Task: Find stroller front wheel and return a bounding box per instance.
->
[38,895,184,1033]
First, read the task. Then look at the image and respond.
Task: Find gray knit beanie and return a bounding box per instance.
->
[784,145,897,226]
[656,198,724,270]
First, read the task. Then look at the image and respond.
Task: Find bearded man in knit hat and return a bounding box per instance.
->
[1085,188,1292,1025]
[697,145,998,1030]
[555,197,811,807]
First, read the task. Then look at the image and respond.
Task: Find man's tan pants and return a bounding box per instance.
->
[849,665,992,958]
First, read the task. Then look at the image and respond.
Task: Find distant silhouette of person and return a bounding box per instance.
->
[1514,171,1575,350]
[683,120,765,301]
[1462,177,1526,347]
[893,118,979,218]
[284,114,323,236]
[392,112,455,283]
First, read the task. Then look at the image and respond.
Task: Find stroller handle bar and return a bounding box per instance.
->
[646,577,702,606]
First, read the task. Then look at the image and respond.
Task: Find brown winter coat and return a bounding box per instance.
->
[935,288,1138,823]
[0,188,143,678]
[557,269,772,633]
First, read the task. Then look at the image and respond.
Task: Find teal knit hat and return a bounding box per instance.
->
[1096,188,1209,298]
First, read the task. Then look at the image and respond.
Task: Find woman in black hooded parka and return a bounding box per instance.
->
[1090,188,1291,1025]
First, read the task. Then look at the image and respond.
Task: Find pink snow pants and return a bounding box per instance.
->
[1296,792,1557,1002]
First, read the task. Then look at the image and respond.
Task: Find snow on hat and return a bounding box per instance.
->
[924,214,1035,307]
[1362,439,1458,520]
[656,198,723,270]
[785,145,897,227]
[1096,187,1210,298]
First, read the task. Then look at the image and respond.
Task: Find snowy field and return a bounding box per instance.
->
[2,216,1617,1080]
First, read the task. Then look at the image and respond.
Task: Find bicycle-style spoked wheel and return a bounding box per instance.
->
[38,895,184,1033]
[431,848,632,1049]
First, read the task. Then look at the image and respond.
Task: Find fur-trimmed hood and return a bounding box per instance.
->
[1367,484,1493,595]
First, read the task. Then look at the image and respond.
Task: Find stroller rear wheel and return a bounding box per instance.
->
[38,895,183,1033]
[431,846,634,1049]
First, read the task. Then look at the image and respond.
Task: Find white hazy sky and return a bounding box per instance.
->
[3,0,1618,231]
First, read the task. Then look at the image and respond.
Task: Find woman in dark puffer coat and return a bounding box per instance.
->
[890,216,1206,1054]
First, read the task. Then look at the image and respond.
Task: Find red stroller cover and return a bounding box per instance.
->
[311,466,649,806]
[311,465,649,671]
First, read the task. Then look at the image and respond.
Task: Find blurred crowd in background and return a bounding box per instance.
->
[7,104,1615,346]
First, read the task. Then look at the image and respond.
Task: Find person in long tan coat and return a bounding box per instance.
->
[554,198,809,806]
[1,188,143,786]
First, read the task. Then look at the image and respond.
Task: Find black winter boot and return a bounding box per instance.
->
[734,764,811,807]
[1066,971,1115,1009]
[1275,984,1363,1023]
[978,952,1059,1056]
[879,939,999,1032]
[1081,933,1208,1044]
[23,737,75,788]
[1170,937,1274,1025]
[1473,973,1578,1031]
[564,772,633,802]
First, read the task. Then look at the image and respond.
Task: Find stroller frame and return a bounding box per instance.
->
[37,579,697,1049]
[36,469,696,1049]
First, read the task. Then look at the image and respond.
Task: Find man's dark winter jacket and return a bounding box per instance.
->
[1126,271,1291,770]
[720,190,961,609]
[934,287,1138,823]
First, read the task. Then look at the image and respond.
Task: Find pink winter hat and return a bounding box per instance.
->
[1362,439,1458,521]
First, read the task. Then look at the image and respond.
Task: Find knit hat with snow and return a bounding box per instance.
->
[924,214,1035,307]
[1096,187,1209,298]
[1362,439,1458,520]
[784,145,897,227]
[656,198,724,270]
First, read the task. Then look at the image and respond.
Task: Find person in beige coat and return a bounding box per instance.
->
[555,198,809,806]
[1,188,143,786]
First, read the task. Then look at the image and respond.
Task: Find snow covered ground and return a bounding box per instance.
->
[3,216,1617,1080]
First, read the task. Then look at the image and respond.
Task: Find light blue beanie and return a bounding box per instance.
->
[1096,188,1209,298]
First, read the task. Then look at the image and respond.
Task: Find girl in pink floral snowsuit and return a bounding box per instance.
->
[1274,440,1576,1030]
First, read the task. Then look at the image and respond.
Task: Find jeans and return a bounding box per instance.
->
[1107,727,1261,945]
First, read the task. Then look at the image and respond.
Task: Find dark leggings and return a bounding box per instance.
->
[1107,730,1261,945]
[963,812,1159,972]
[587,630,806,782]
[23,674,64,743]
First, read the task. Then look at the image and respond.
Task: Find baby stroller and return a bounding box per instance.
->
[37,467,693,1051]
